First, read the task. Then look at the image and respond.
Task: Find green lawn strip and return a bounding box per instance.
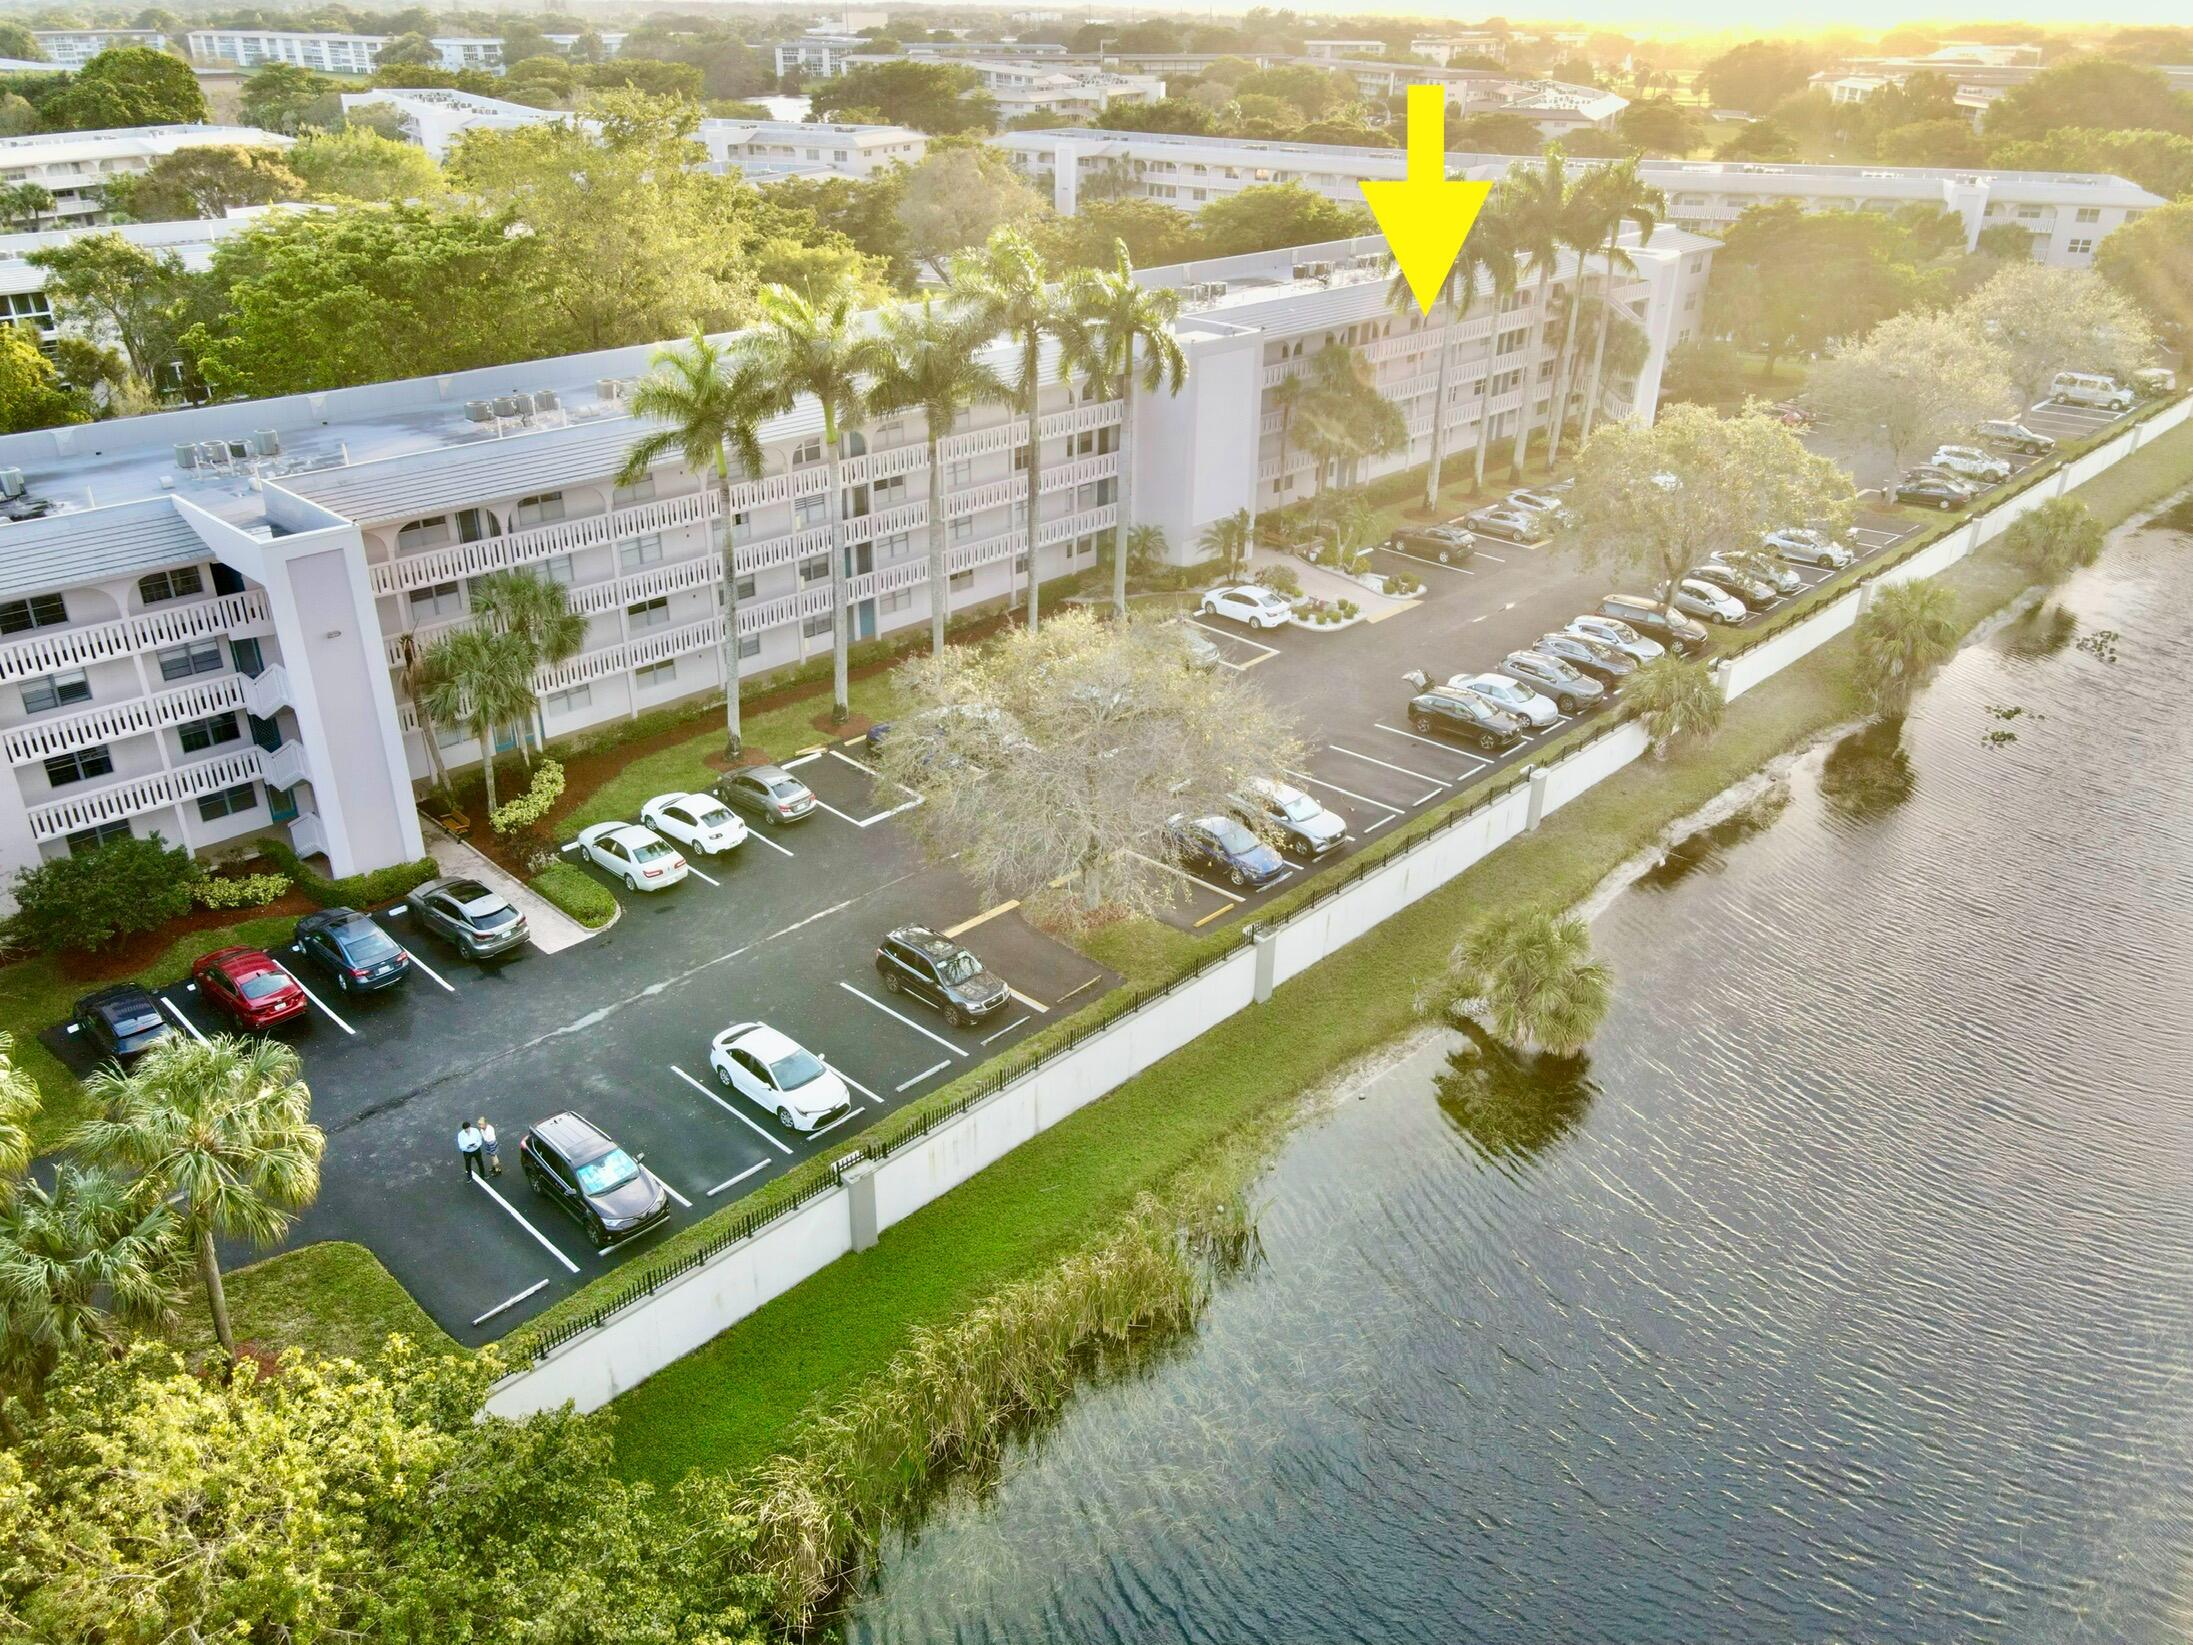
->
[2069,413,2193,529]
[1,910,297,1151]
[167,1241,457,1363]
[528,860,617,927]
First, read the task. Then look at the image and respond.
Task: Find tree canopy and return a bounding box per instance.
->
[2096,198,2193,338]
[288,126,446,204]
[1983,58,2193,142]
[1196,182,1372,258]
[815,60,995,134]
[106,145,308,223]
[26,45,205,130]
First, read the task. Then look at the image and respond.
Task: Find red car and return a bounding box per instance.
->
[190,945,307,1031]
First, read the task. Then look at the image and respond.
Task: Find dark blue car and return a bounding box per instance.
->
[1167,812,1287,889]
[294,908,411,994]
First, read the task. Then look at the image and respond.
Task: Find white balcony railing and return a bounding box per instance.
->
[239,664,290,719]
[25,746,266,843]
[3,674,247,766]
[0,592,271,685]
[289,811,328,859]
[368,492,716,598]
[260,740,310,791]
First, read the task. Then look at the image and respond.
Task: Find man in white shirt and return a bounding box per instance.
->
[457,1120,485,1180]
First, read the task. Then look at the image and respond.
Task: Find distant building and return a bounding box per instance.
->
[1411,35,1507,67]
[431,37,506,75]
[1303,40,1385,61]
[0,125,294,229]
[772,35,863,79]
[29,28,169,67]
[340,89,580,159]
[862,57,1162,122]
[541,32,627,57]
[187,29,387,75]
[696,119,926,179]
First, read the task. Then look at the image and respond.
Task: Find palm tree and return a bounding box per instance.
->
[1293,344,1406,499]
[1387,203,1516,515]
[2002,496,2104,581]
[1123,522,1167,580]
[75,1035,322,1360]
[1626,655,1725,756]
[419,624,534,813]
[1502,149,1583,479]
[950,227,1074,634]
[396,632,455,807]
[1855,579,1960,711]
[1575,158,1663,444]
[1198,508,1252,579]
[0,1030,35,1181]
[1451,908,1612,1057]
[0,1164,178,1405]
[1058,241,1187,617]
[749,286,888,718]
[1268,370,1306,515]
[472,568,587,766]
[866,299,1007,656]
[1457,206,1521,494]
[1539,162,1614,468]
[620,334,782,754]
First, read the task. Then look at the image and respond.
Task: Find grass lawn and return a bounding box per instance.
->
[0,911,298,1151]
[168,1241,457,1363]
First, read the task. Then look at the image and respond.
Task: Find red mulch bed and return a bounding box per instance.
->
[58,887,320,983]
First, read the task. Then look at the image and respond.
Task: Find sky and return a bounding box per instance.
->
[1178,1,2190,30]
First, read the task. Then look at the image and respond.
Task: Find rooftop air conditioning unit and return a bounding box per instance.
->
[172,444,199,470]
[0,468,24,499]
[532,387,560,413]
[491,395,524,419]
[596,377,627,402]
[464,400,496,423]
[251,429,280,457]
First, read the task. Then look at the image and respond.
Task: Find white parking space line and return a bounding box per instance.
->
[1126,848,1247,903]
[472,1176,579,1273]
[649,1170,692,1210]
[744,828,796,858]
[1283,767,1405,820]
[981,1014,1029,1045]
[404,948,457,994]
[781,749,826,768]
[472,1278,550,1328]
[1474,549,1508,563]
[823,748,927,827]
[686,862,722,887]
[1184,616,1281,666]
[1378,545,1476,575]
[275,960,355,1036]
[1328,744,1451,791]
[838,980,967,1058]
[1373,722,1492,769]
[160,996,209,1043]
[895,1058,951,1092]
[1006,985,1048,1014]
[707,1159,770,1197]
[827,1061,887,1106]
[672,1063,793,1155]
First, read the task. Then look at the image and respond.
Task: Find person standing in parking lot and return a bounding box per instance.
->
[476,1115,501,1176]
[458,1120,485,1180]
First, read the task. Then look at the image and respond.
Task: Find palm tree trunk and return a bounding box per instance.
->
[1511,269,1552,478]
[402,648,453,803]
[478,729,498,813]
[1545,271,1586,467]
[715,465,743,755]
[1473,358,1496,492]
[1424,284,1456,512]
[1581,236,1617,441]
[827,435,850,718]
[925,420,949,655]
[1111,362,1134,617]
[1023,332,1042,634]
[198,1225,234,1357]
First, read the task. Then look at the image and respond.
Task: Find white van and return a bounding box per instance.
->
[2050,371,2134,412]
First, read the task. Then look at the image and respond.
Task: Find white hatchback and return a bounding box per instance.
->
[641,791,748,856]
[1199,584,1294,630]
[1450,671,1559,729]
[709,1021,854,1132]
[574,821,687,891]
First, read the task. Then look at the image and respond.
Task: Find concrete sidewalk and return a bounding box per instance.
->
[1288,556,1419,622]
[418,815,603,954]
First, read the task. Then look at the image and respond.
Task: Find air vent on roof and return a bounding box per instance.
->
[465,400,496,424]
[597,377,629,402]
[173,443,199,470]
[492,394,526,419]
[532,387,560,413]
[251,429,280,457]
[1294,260,1333,282]
[0,468,24,499]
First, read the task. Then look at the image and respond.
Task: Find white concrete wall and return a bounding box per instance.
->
[483,395,2192,1419]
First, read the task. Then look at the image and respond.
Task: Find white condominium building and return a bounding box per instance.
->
[340,89,583,160]
[942,60,1166,122]
[0,231,1703,900]
[0,125,294,229]
[697,120,926,180]
[1000,129,2163,267]
[187,30,386,75]
[29,28,168,67]
[432,38,507,74]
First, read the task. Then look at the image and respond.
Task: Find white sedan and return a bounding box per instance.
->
[1763,528,1853,570]
[1930,443,2011,484]
[574,821,687,892]
[1450,671,1559,729]
[1673,576,1748,626]
[641,790,748,856]
[1199,584,1294,630]
[709,1021,854,1132]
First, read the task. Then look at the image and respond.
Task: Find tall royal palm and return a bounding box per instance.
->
[472,568,587,764]
[866,299,1006,655]
[1391,203,1517,510]
[620,334,782,753]
[1576,159,1664,442]
[950,227,1073,634]
[419,624,534,813]
[1503,150,1582,480]
[76,1034,323,1360]
[750,286,887,719]
[1060,241,1187,617]
[1461,207,1522,493]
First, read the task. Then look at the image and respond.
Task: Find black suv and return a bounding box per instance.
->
[72,984,173,1062]
[875,925,1011,1027]
[1407,686,1527,752]
[519,1111,669,1251]
[1534,630,1636,688]
[1389,523,1476,565]
[1598,596,1710,657]
[294,908,410,993]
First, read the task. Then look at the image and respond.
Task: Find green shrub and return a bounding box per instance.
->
[259,841,437,909]
[1253,564,1302,599]
[530,861,616,928]
[490,759,565,834]
[6,834,200,954]
[192,871,292,911]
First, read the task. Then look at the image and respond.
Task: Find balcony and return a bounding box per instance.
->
[3,675,246,766]
[368,492,717,598]
[25,746,267,843]
[0,592,271,685]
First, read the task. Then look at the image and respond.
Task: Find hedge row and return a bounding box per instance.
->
[529,861,617,928]
[258,840,438,909]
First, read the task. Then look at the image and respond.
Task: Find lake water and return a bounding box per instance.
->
[845,507,2193,1643]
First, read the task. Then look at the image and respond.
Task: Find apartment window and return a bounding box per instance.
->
[435,721,471,752]
[1014,446,1031,473]
[734,574,756,600]
[948,569,974,593]
[196,781,259,822]
[802,611,833,639]
[798,554,830,585]
[538,553,577,586]
[619,534,664,572]
[511,491,566,528]
[635,659,677,690]
[408,581,463,622]
[44,745,113,787]
[156,639,224,682]
[0,592,66,635]
[873,474,908,507]
[397,515,453,552]
[613,473,657,506]
[948,458,973,486]
[877,531,912,560]
[795,493,829,530]
[879,587,913,616]
[627,596,670,630]
[137,565,204,605]
[2075,206,2100,224]
[1497,329,1528,356]
[21,670,90,715]
[738,632,761,659]
[65,819,131,854]
[2067,238,2093,256]
[176,711,242,754]
[791,435,823,467]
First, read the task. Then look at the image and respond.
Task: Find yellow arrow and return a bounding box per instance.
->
[1360,84,1495,316]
